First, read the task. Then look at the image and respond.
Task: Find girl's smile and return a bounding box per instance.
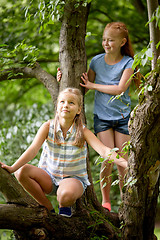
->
[102,28,126,56]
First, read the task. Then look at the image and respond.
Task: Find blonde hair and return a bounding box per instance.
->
[54,88,85,148]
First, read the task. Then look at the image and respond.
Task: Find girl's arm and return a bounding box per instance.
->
[80,68,134,95]
[83,127,127,169]
[0,121,50,173]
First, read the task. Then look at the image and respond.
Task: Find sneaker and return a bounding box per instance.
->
[102,202,111,212]
[59,207,72,217]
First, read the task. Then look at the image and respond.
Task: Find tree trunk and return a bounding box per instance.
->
[120,62,160,240]
[59,0,89,92]
[147,0,160,69]
[0,166,121,240]
[121,1,160,238]
[1,0,160,239]
[0,1,122,239]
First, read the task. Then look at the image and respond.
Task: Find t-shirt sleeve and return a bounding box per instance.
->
[124,57,134,70]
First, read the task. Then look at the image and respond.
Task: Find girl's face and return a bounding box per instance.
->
[57,92,81,121]
[102,28,127,55]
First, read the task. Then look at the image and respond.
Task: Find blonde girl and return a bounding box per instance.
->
[1,87,127,217]
[80,22,136,211]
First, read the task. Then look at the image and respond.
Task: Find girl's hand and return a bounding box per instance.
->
[57,68,62,82]
[80,72,93,89]
[0,162,14,173]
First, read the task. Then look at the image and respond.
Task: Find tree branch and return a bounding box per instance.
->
[0,166,39,207]
[0,63,59,103]
[0,204,49,230]
[131,0,146,14]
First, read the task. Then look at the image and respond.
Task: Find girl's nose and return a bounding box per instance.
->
[64,101,68,107]
[104,40,108,45]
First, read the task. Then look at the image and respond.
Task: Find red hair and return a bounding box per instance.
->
[104,22,141,88]
[104,22,134,57]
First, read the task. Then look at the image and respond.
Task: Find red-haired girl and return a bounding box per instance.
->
[80,22,135,212]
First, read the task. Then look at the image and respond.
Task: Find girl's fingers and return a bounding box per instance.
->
[81,76,85,82]
[57,68,62,82]
[82,72,88,78]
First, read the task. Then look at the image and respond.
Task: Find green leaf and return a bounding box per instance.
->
[111,179,119,186]
[146,48,152,58]
[110,147,119,152]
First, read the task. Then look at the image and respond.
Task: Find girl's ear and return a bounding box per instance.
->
[77,107,81,115]
[121,38,127,47]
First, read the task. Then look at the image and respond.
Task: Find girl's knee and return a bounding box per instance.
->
[57,189,76,207]
[14,165,29,182]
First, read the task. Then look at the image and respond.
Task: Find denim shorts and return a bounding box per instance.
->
[94,114,130,135]
[44,170,88,196]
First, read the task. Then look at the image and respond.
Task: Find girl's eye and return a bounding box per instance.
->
[60,100,64,103]
[70,102,74,105]
[103,39,113,42]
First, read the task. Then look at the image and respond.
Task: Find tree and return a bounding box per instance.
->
[120,0,160,239]
[147,0,160,69]
[0,0,159,239]
[0,1,121,239]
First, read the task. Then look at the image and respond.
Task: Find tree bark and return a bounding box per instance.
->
[0,1,122,239]
[59,0,90,92]
[0,166,122,240]
[1,0,160,239]
[120,62,160,240]
[147,0,160,69]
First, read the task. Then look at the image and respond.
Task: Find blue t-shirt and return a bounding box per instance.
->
[90,53,134,120]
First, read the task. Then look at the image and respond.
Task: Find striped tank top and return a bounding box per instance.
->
[38,120,90,186]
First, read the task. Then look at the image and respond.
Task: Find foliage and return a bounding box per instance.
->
[24,0,65,32]
[133,45,153,69]
[0,0,149,108]
[0,0,152,212]
[1,0,159,237]
[0,101,59,210]
[0,230,15,240]
[148,5,160,29]
[85,0,148,60]
[0,1,160,239]
[0,102,53,166]
[0,42,40,69]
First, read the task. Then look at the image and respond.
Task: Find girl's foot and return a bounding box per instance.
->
[102,202,111,212]
[59,207,72,217]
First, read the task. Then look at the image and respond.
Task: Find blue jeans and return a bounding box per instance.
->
[94,114,130,135]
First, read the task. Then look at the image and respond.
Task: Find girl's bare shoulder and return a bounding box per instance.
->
[42,119,54,130]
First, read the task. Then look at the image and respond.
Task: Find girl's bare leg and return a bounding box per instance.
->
[15,164,53,210]
[57,178,84,207]
[115,131,130,193]
[97,129,115,207]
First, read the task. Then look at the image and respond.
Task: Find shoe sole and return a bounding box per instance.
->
[59,213,72,217]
